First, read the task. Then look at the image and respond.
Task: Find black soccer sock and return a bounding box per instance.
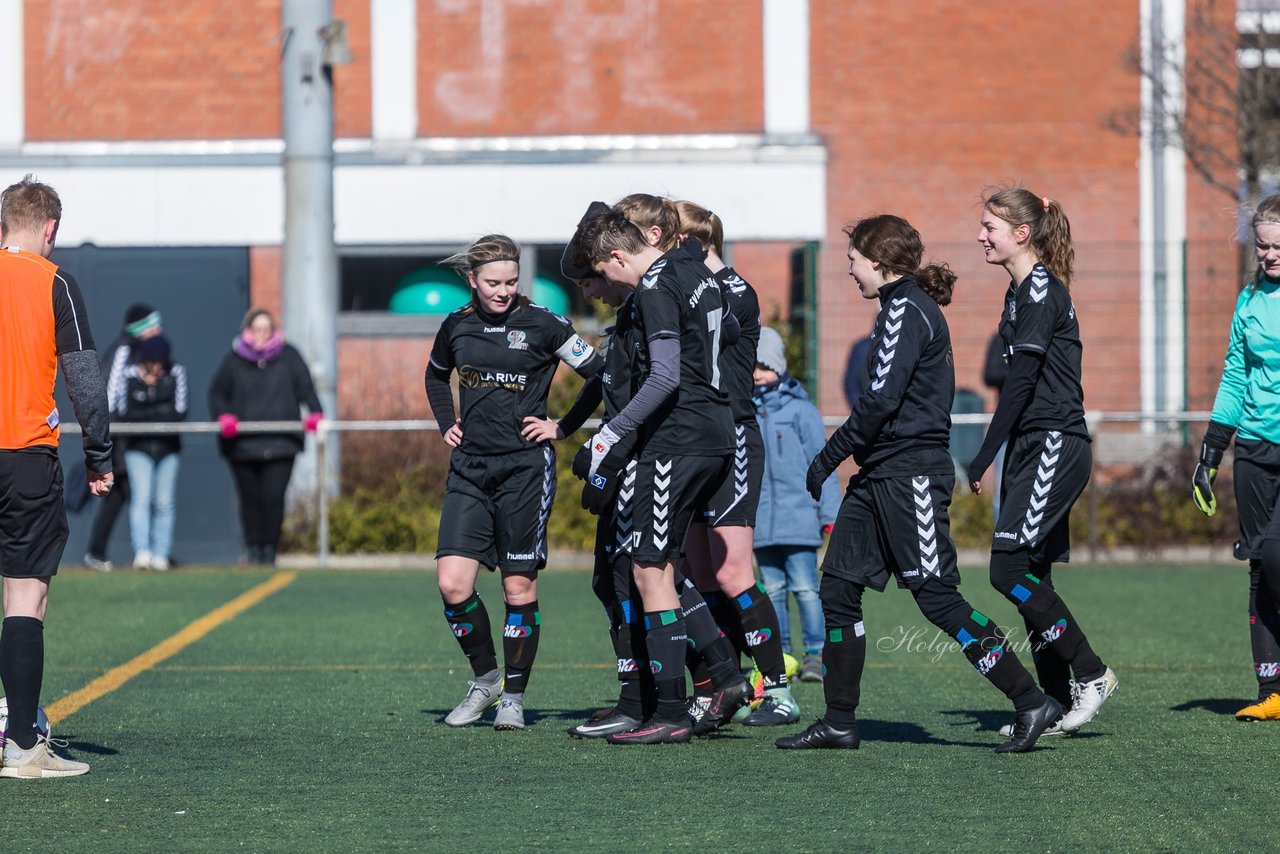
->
[990,550,1105,683]
[821,623,865,731]
[914,580,1041,712]
[442,591,498,678]
[732,582,788,687]
[679,579,739,689]
[613,598,645,719]
[644,610,688,723]
[705,590,748,668]
[502,601,541,695]
[1023,562,1073,706]
[0,617,44,750]
[1249,556,1280,698]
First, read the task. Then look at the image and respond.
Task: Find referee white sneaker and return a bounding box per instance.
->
[1059,667,1119,732]
[1,734,89,779]
[444,670,502,727]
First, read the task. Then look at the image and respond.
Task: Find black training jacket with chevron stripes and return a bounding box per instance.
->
[815,275,954,478]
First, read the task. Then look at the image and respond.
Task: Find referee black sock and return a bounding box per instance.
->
[679,579,738,689]
[644,610,688,723]
[0,616,44,750]
[705,591,748,669]
[821,623,864,731]
[991,551,1105,683]
[442,592,498,678]
[502,601,541,695]
[732,582,788,686]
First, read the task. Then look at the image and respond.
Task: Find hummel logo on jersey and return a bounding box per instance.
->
[483,326,506,333]
[975,646,1003,675]
[641,259,668,289]
[504,624,532,639]
[745,628,773,647]
[506,551,536,561]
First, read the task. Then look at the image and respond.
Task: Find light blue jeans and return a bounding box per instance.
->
[756,545,825,655]
[125,451,180,560]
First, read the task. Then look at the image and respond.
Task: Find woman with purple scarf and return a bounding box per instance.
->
[209,308,323,565]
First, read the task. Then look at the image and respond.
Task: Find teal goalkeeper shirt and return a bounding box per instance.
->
[1210,277,1280,444]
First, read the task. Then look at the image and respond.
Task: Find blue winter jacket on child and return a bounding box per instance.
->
[753,377,841,548]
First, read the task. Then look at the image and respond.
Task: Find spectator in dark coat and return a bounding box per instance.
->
[209,308,323,565]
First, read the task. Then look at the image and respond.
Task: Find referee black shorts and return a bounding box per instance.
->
[820,470,961,593]
[992,430,1091,563]
[625,453,728,565]
[699,421,764,529]
[1232,438,1280,560]
[436,445,556,573]
[0,449,69,579]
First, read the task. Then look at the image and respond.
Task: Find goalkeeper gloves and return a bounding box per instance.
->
[1192,443,1223,517]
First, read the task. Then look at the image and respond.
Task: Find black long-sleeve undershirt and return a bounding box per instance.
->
[966,350,1042,483]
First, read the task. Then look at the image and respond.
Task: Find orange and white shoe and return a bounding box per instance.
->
[1235,693,1280,721]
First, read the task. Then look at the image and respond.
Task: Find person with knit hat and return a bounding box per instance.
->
[109,333,187,570]
[84,303,164,571]
[752,327,840,682]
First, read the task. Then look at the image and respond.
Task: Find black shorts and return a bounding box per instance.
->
[436,445,556,572]
[699,421,764,528]
[0,450,68,579]
[593,460,638,603]
[625,453,728,564]
[992,430,1091,563]
[821,471,961,593]
[1232,439,1280,560]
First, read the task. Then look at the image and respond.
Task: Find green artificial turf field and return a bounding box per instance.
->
[0,563,1269,851]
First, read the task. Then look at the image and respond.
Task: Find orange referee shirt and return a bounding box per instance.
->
[0,246,94,451]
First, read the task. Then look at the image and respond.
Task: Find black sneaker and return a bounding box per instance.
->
[994,696,1064,753]
[691,677,752,736]
[605,718,692,745]
[775,719,860,750]
[568,708,642,739]
[742,688,801,726]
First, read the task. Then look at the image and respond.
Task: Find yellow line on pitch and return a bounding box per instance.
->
[44,571,297,726]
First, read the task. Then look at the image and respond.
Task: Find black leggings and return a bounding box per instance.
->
[229,458,296,550]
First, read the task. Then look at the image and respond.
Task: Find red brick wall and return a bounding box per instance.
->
[810,0,1143,416]
[337,337,434,419]
[417,0,763,136]
[24,0,371,140]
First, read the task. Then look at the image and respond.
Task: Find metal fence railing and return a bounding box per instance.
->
[66,411,1218,566]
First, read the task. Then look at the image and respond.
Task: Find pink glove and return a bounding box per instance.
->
[822,524,834,536]
[303,412,324,433]
[217,413,239,438]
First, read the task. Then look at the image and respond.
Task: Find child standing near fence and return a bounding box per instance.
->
[752,327,839,681]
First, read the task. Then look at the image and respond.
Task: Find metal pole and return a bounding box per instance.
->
[317,424,330,567]
[282,0,340,501]
[1151,0,1168,417]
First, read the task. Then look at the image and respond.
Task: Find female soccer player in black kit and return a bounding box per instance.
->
[426,234,603,731]
[672,200,799,726]
[569,208,737,744]
[527,201,749,738]
[966,189,1118,736]
[778,214,1059,753]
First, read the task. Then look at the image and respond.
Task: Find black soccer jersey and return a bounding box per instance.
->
[633,248,734,456]
[715,267,762,425]
[601,294,646,420]
[428,301,598,456]
[997,263,1088,437]
[822,275,953,477]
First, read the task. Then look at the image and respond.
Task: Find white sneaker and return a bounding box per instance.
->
[149,555,171,571]
[1059,667,1119,732]
[133,549,153,569]
[0,734,89,778]
[83,554,113,572]
[493,694,525,731]
[443,670,502,727]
